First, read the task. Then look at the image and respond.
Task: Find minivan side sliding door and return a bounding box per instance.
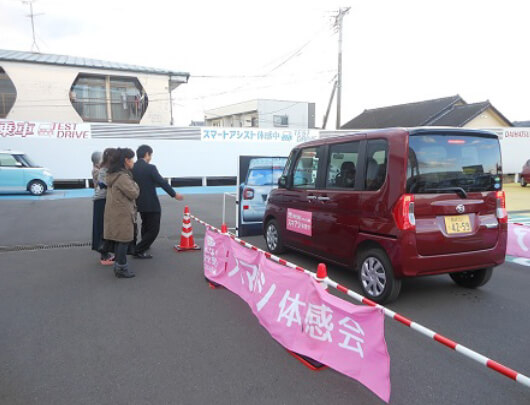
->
[313,137,366,265]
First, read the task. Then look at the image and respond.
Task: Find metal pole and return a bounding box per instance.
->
[323,80,338,129]
[336,7,350,130]
[29,2,37,51]
[23,0,42,52]
[222,193,226,225]
[169,75,174,126]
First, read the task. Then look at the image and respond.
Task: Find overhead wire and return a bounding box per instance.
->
[180,20,336,102]
[174,70,336,103]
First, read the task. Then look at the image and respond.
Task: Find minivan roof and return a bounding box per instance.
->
[297,127,499,148]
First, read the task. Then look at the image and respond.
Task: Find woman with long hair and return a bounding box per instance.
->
[92,148,116,264]
[91,150,116,265]
[104,148,139,278]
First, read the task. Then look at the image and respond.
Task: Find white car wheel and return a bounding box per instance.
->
[29,180,46,196]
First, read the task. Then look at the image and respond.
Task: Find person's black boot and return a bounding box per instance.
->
[114,263,135,278]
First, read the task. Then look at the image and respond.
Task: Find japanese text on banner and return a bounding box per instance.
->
[201,127,318,143]
[0,119,91,139]
[203,229,391,403]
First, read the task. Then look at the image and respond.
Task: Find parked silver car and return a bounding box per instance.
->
[241,159,286,222]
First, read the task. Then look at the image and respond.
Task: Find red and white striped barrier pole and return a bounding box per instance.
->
[190,214,530,389]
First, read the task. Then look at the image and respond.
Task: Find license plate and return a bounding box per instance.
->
[444,215,472,234]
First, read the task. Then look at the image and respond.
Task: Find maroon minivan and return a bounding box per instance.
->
[263,128,507,303]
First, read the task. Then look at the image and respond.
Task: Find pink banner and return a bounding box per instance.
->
[203,229,391,402]
[507,223,530,258]
[286,208,312,236]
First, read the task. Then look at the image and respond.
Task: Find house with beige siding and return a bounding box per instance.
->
[341,95,512,129]
[0,49,189,126]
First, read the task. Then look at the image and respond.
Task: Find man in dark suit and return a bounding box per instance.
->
[132,145,183,259]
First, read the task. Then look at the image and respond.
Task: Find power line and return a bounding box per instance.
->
[182,21,334,102]
[174,70,335,102]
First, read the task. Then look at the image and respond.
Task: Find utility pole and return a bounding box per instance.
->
[334,7,350,129]
[168,75,174,125]
[322,80,337,129]
[22,0,43,52]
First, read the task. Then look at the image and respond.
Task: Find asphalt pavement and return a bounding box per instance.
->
[0,194,529,404]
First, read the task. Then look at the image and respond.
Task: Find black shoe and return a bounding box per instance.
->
[114,263,135,278]
[133,252,153,259]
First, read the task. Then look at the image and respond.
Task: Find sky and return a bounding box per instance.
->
[0,0,529,127]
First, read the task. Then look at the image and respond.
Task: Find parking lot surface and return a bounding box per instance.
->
[0,194,529,404]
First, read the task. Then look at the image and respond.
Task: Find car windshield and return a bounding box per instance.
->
[407,134,502,194]
[14,154,38,168]
[246,168,283,186]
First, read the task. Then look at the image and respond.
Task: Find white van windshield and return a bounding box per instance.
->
[407,134,502,194]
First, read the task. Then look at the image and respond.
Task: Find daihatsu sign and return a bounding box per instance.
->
[0,119,91,140]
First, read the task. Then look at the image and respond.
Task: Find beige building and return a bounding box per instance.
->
[0,49,189,125]
[205,99,316,129]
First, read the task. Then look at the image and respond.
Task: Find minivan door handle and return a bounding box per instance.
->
[307,195,317,201]
[318,196,330,201]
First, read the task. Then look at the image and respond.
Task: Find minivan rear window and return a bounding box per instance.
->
[407,134,502,194]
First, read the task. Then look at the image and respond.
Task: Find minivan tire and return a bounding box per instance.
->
[521,177,527,187]
[28,180,46,196]
[264,219,286,254]
[357,248,401,304]
[449,267,493,288]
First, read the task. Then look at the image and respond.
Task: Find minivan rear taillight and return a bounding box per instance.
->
[243,187,254,200]
[496,191,507,223]
[393,194,416,231]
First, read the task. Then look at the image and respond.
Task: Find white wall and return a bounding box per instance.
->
[498,128,530,174]
[4,125,524,181]
[258,100,309,129]
[205,99,313,129]
[0,137,295,180]
[204,100,258,120]
[2,61,174,126]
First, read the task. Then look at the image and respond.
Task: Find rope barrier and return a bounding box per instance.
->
[190,214,530,389]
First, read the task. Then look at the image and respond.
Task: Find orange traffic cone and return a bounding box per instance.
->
[316,263,328,291]
[174,206,201,252]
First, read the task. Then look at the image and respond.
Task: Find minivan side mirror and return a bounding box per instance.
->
[278,175,289,189]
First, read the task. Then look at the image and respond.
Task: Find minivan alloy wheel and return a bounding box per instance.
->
[264,219,286,254]
[361,257,387,297]
[357,247,401,303]
[266,224,279,251]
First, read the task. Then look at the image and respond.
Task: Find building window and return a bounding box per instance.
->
[70,74,148,123]
[273,114,288,127]
[0,67,17,118]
